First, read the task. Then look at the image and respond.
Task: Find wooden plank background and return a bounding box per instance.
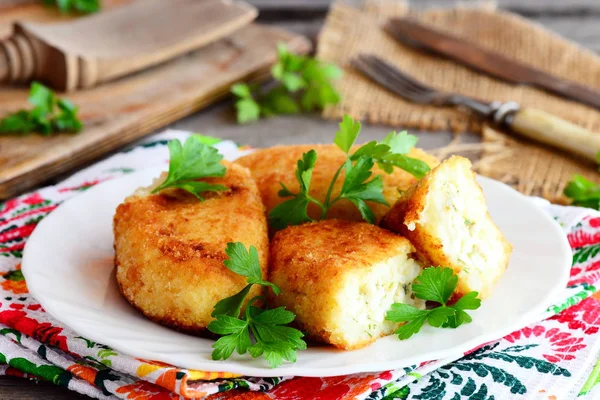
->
[1,0,599,398]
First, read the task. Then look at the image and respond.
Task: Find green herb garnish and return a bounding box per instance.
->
[208,242,306,368]
[231,43,342,123]
[0,82,83,135]
[564,175,600,210]
[563,152,600,210]
[151,135,228,200]
[268,115,431,229]
[43,0,100,14]
[385,267,481,340]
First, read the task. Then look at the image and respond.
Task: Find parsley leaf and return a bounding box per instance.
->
[209,315,251,360]
[151,135,227,199]
[247,306,307,368]
[211,284,253,318]
[0,82,83,136]
[269,115,431,229]
[43,0,100,14]
[223,242,262,281]
[334,114,361,154]
[231,84,261,124]
[208,243,305,367]
[269,150,324,229]
[386,267,481,340]
[387,306,430,340]
[564,174,600,211]
[232,43,342,123]
[412,266,457,304]
[338,157,388,224]
[352,131,430,178]
[222,242,281,294]
[444,291,481,328]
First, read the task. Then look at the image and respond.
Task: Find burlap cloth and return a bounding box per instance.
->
[316,0,600,203]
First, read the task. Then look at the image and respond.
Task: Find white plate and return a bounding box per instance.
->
[22,167,571,377]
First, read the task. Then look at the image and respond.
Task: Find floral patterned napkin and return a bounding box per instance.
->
[1,130,600,400]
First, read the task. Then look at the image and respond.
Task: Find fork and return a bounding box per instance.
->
[352,54,600,164]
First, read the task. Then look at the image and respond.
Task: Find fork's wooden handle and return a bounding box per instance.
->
[507,108,600,163]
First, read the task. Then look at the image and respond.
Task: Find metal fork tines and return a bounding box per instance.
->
[351,54,494,117]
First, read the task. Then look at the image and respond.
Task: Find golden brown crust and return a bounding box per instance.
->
[114,162,269,333]
[235,144,439,223]
[268,219,415,350]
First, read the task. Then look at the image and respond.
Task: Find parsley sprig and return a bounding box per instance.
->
[386,267,481,340]
[43,0,100,14]
[0,82,83,135]
[231,43,342,123]
[563,152,600,211]
[151,135,228,200]
[208,243,306,368]
[268,115,431,229]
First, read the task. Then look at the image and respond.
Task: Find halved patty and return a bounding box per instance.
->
[382,156,512,299]
[268,219,425,350]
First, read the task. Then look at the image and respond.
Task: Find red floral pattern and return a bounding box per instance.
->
[0,310,71,355]
[505,325,587,362]
[550,297,600,333]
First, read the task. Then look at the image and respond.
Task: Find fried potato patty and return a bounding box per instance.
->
[235,144,439,223]
[113,162,269,334]
[381,156,512,299]
[268,219,425,350]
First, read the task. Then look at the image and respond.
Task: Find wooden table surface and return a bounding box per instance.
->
[3,0,599,398]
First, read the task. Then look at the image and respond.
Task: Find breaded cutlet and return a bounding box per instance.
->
[113,161,269,334]
[235,144,439,223]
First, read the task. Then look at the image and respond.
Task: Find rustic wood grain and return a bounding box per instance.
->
[0,0,134,38]
[0,24,310,199]
[0,0,257,90]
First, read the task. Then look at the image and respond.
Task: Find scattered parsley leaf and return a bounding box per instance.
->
[261,87,300,115]
[0,82,83,136]
[0,111,36,134]
[151,135,227,199]
[232,43,342,123]
[231,84,261,123]
[43,0,100,14]
[208,243,305,368]
[231,83,252,98]
[386,267,481,340]
[564,174,600,210]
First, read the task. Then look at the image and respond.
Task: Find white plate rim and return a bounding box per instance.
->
[22,167,572,377]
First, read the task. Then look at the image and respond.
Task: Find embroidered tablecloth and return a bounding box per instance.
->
[2,130,600,400]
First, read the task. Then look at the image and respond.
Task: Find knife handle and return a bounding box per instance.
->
[505,108,600,164]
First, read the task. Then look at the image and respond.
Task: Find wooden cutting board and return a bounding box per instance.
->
[0,1,311,199]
